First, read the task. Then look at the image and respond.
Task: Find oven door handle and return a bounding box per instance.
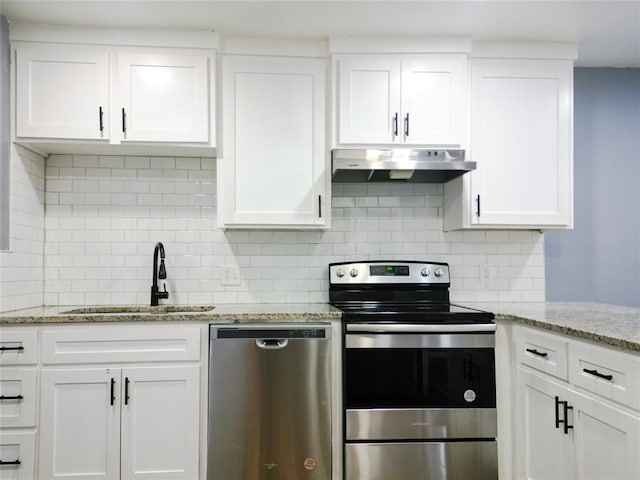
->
[345,323,496,333]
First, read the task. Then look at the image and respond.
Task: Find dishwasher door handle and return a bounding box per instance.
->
[256,338,289,349]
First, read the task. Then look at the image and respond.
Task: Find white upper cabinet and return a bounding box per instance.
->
[336,54,467,146]
[444,57,574,230]
[12,27,216,155]
[16,45,109,140]
[117,53,209,143]
[218,55,327,229]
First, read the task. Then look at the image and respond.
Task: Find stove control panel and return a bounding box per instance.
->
[329,261,450,285]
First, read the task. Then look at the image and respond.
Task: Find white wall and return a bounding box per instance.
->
[40,153,545,306]
[0,144,45,311]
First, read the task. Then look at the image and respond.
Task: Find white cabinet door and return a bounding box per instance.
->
[571,389,640,480]
[118,53,209,143]
[337,57,400,144]
[517,368,577,480]
[469,60,572,226]
[39,369,120,480]
[220,55,326,228]
[400,56,466,145]
[120,366,200,479]
[336,55,467,146]
[15,45,109,139]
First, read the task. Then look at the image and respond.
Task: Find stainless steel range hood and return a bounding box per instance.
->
[332,148,475,183]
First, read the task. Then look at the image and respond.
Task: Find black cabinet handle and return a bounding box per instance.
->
[404,113,410,137]
[0,459,21,465]
[124,377,130,405]
[0,346,24,352]
[121,108,126,133]
[476,195,481,217]
[563,402,574,434]
[526,348,548,358]
[583,368,613,381]
[555,396,574,434]
[318,195,322,218]
[110,378,115,406]
[0,395,24,400]
[99,106,104,132]
[393,113,398,137]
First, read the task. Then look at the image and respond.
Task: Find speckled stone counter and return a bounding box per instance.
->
[0,303,342,325]
[468,302,640,353]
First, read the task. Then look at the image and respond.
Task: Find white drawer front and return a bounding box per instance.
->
[517,327,568,381]
[0,432,35,480]
[41,325,201,364]
[0,369,37,428]
[0,330,37,366]
[569,342,640,411]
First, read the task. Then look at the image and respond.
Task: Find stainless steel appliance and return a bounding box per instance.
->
[331,148,475,183]
[208,324,332,479]
[329,261,497,480]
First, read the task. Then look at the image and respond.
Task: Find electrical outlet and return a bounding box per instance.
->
[221,266,240,286]
[479,264,493,281]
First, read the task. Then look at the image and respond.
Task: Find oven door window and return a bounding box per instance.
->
[345,347,496,408]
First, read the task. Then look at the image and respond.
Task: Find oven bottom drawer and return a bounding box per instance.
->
[345,440,497,480]
[346,408,497,440]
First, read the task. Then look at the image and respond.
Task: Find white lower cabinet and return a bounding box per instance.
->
[515,326,640,480]
[39,366,200,480]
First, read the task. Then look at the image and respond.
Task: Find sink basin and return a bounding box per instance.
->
[61,305,215,314]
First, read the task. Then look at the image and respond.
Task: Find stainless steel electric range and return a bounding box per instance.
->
[329,260,498,480]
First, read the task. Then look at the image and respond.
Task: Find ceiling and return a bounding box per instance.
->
[2,1,640,67]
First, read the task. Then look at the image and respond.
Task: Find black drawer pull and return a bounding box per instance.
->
[526,348,548,358]
[583,368,613,381]
[110,378,115,406]
[0,459,21,465]
[0,346,24,352]
[124,377,130,405]
[0,395,24,400]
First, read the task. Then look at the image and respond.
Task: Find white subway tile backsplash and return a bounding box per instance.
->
[3,151,546,310]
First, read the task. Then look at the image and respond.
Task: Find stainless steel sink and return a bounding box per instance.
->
[61,305,215,314]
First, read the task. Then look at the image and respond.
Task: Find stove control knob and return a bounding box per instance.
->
[350,268,359,278]
[336,268,345,278]
[421,268,430,277]
[434,268,444,277]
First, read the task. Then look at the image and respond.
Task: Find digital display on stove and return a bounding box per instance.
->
[370,265,410,276]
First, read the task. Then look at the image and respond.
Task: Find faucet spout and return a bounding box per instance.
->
[151,242,169,306]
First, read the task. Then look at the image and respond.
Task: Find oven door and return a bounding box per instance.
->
[344,324,496,441]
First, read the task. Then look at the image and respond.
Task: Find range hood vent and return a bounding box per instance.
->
[332,148,475,183]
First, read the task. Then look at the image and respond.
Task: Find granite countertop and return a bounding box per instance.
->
[0,303,342,324]
[468,302,640,353]
[1,302,638,353]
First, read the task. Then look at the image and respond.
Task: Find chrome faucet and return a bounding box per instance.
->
[151,242,169,306]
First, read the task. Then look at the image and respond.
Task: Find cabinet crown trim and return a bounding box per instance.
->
[10,22,219,49]
[329,35,471,54]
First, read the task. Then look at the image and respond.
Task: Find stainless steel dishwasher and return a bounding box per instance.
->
[208,324,332,480]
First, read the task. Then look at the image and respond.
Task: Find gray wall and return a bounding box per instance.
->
[0,16,9,250]
[545,68,640,307]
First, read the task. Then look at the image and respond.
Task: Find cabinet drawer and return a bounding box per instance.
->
[41,325,201,364]
[569,342,640,411]
[517,328,568,381]
[0,330,37,366]
[0,369,37,428]
[0,432,35,480]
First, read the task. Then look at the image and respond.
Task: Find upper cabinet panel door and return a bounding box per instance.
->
[470,61,573,226]
[16,45,109,139]
[338,57,401,145]
[400,56,467,146]
[118,53,209,143]
[221,55,326,227]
